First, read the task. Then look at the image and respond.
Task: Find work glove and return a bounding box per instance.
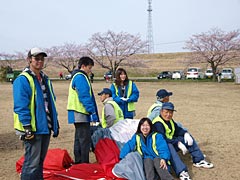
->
[23,125,34,141]
[184,132,193,146]
[120,97,129,101]
[178,141,188,155]
[90,113,98,122]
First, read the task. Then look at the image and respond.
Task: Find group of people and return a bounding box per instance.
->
[13,47,213,180]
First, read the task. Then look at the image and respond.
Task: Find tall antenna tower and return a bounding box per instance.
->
[147,0,154,54]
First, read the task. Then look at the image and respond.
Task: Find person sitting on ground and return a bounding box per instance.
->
[147,89,172,121]
[98,88,124,128]
[120,117,174,180]
[152,102,214,180]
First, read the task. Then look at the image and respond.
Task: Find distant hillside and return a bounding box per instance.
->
[3,52,240,78]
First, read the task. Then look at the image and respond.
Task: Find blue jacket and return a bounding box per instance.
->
[13,70,59,135]
[110,81,139,119]
[120,132,170,161]
[67,69,99,123]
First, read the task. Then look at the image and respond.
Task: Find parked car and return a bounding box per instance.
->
[172,70,185,79]
[204,69,213,79]
[157,71,172,79]
[186,67,204,79]
[104,71,113,80]
[220,68,234,80]
[65,74,72,80]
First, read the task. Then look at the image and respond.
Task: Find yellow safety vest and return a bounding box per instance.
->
[14,72,36,132]
[152,116,175,139]
[136,133,159,156]
[147,103,161,116]
[14,72,56,132]
[101,100,124,128]
[113,81,135,111]
[67,72,92,114]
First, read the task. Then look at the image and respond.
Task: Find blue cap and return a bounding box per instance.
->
[156,89,173,98]
[98,88,112,96]
[162,102,176,111]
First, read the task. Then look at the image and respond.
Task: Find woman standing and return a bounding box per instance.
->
[120,118,174,180]
[110,68,139,119]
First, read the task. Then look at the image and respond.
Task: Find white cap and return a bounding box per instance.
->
[28,47,47,57]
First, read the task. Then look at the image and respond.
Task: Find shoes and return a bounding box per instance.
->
[193,160,214,169]
[179,171,191,180]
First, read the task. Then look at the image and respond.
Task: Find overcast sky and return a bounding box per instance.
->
[1,0,240,54]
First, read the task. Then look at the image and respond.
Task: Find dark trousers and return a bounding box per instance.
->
[144,158,174,180]
[74,122,91,164]
[21,134,50,180]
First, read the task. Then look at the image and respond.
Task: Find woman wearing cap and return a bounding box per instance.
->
[110,68,139,119]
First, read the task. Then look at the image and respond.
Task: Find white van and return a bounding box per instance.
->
[186,67,204,79]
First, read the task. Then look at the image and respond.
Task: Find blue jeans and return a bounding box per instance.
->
[168,137,204,177]
[74,122,91,163]
[21,134,50,180]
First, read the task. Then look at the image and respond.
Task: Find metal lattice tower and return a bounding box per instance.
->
[147,0,154,54]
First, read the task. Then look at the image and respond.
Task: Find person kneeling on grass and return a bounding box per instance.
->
[153,102,213,180]
[120,117,174,180]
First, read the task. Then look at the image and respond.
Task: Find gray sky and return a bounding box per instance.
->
[1,0,240,54]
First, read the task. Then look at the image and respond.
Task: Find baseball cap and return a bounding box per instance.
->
[162,102,176,111]
[98,88,112,96]
[28,47,47,57]
[156,89,173,98]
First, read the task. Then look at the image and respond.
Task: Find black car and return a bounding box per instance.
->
[157,71,172,79]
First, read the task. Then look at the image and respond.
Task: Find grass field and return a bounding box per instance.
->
[1,80,240,180]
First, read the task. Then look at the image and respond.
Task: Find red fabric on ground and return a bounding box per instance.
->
[94,138,120,178]
[16,148,73,179]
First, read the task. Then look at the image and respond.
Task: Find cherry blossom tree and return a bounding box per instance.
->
[185,28,240,80]
[86,30,147,77]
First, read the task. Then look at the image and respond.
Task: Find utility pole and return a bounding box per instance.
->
[147,0,154,54]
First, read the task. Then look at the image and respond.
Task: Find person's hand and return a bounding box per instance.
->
[90,113,98,122]
[178,141,188,155]
[53,129,59,138]
[184,132,193,146]
[160,159,167,170]
[23,125,34,140]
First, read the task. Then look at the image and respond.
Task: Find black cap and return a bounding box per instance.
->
[98,88,112,96]
[156,89,173,98]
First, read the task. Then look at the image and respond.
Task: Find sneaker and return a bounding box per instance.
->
[179,171,191,180]
[193,160,214,169]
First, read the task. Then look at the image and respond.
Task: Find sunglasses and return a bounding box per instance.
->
[32,57,45,61]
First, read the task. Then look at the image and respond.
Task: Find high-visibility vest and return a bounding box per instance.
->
[14,72,56,132]
[67,72,92,114]
[147,103,162,116]
[101,100,124,128]
[113,81,135,111]
[136,133,159,156]
[152,116,175,139]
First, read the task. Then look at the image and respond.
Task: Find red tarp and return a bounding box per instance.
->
[16,139,125,179]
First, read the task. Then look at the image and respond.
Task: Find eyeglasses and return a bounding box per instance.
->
[32,57,45,61]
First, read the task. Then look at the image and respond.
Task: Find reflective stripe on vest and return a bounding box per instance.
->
[101,100,124,128]
[67,72,91,114]
[147,103,161,116]
[152,117,175,139]
[113,81,135,111]
[136,133,159,156]
[14,72,37,132]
